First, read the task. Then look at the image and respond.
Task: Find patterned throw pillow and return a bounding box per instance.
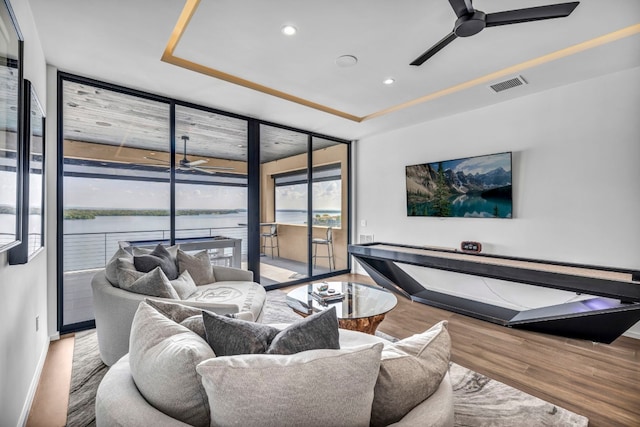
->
[134,244,179,280]
[201,306,340,356]
[177,249,216,286]
[370,320,451,427]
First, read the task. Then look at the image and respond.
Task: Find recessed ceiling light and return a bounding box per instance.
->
[383,78,395,85]
[281,25,297,36]
[336,55,358,68]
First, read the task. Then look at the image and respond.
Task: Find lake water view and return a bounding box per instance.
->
[409,195,512,218]
[56,210,339,271]
[62,210,338,234]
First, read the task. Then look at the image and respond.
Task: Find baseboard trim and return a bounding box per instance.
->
[18,337,50,427]
[623,329,640,340]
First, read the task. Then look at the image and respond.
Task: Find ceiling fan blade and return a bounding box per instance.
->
[143,156,170,164]
[410,32,457,66]
[448,0,474,18]
[195,165,235,171]
[187,159,208,166]
[192,166,217,175]
[485,2,579,27]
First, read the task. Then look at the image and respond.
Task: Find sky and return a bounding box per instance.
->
[0,171,17,206]
[441,152,512,176]
[64,177,247,210]
[275,181,341,211]
[63,176,341,211]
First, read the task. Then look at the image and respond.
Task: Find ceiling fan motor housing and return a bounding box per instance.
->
[454,11,486,37]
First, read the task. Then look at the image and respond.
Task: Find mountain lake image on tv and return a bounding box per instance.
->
[406,152,512,218]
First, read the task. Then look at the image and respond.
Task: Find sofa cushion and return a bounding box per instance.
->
[170,270,198,299]
[202,311,280,356]
[120,267,180,299]
[266,307,340,355]
[186,281,266,322]
[129,301,214,427]
[177,249,216,286]
[115,257,140,289]
[104,247,132,287]
[134,244,179,280]
[202,306,340,356]
[196,342,383,427]
[370,320,451,427]
[131,244,179,261]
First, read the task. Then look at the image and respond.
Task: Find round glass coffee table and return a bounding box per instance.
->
[286,282,398,334]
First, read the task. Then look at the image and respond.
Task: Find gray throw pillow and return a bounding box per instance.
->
[145,299,208,339]
[202,311,280,356]
[144,299,255,341]
[116,257,144,289]
[370,320,451,427]
[202,307,340,356]
[267,307,340,354]
[124,267,180,299]
[177,249,216,285]
[104,247,132,287]
[129,301,214,427]
[196,343,384,427]
[170,270,198,299]
[134,244,179,280]
[131,244,179,261]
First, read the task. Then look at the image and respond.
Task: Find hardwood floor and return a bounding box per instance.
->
[30,273,640,426]
[342,274,640,427]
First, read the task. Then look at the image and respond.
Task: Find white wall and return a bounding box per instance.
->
[0,1,48,425]
[355,66,640,338]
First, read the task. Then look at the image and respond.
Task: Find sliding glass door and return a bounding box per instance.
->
[61,79,171,327]
[174,106,248,267]
[58,73,350,332]
[311,137,348,275]
[259,125,310,285]
[258,126,350,285]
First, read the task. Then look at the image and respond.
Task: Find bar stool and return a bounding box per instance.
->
[261,224,279,258]
[312,227,335,271]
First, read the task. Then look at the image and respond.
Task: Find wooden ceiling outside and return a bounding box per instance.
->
[62,81,344,164]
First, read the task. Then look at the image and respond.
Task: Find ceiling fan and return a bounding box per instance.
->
[144,135,234,174]
[410,0,580,66]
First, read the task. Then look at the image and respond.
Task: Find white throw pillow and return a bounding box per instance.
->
[170,270,198,299]
[129,301,214,427]
[196,343,383,427]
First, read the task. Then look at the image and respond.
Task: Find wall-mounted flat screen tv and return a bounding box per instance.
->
[406,151,512,218]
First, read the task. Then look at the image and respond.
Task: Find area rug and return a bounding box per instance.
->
[66,290,588,426]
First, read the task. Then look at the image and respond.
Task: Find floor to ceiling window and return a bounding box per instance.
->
[259,125,310,285]
[174,105,248,266]
[61,78,171,328]
[311,137,348,275]
[58,73,350,332]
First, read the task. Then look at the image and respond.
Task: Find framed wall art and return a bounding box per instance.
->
[0,0,24,254]
[406,151,512,219]
[10,80,45,264]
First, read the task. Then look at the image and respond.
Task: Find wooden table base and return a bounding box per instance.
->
[293,309,387,335]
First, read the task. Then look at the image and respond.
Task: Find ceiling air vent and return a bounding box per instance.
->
[489,76,527,93]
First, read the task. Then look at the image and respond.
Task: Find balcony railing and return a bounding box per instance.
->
[63,226,248,272]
